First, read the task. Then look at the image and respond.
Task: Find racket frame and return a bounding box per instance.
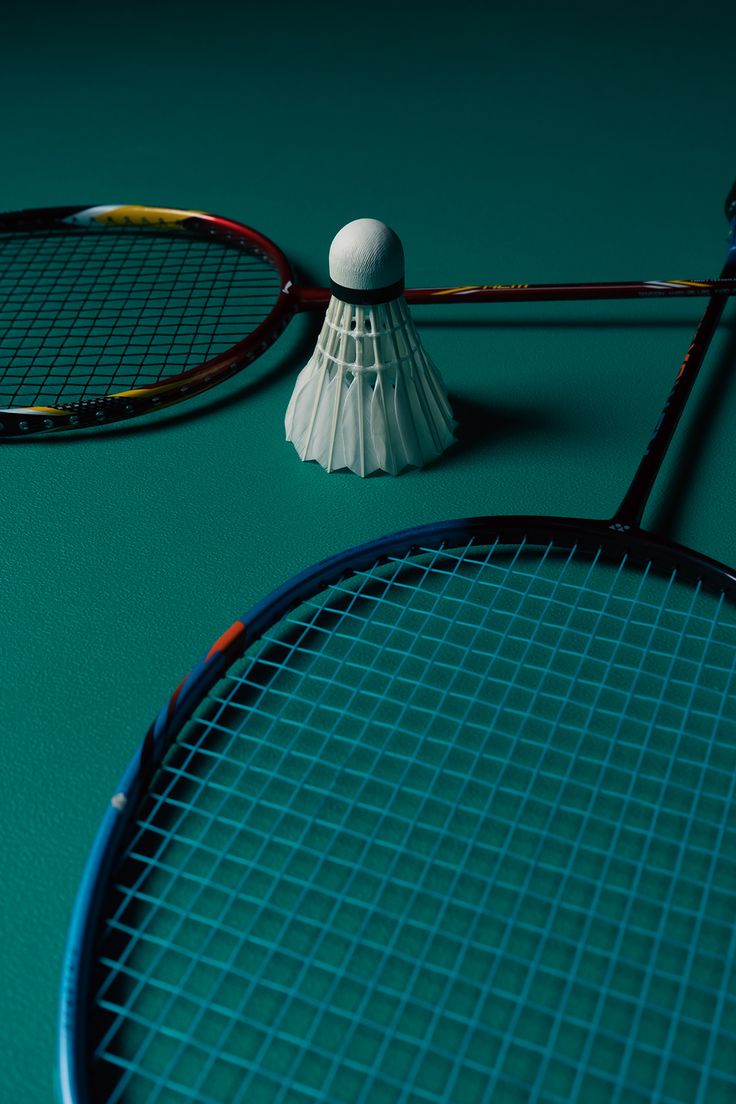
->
[3,203,736,436]
[0,205,299,436]
[58,189,736,1101]
[58,508,736,1104]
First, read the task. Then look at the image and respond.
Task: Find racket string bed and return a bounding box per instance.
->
[94,556,474,1099]
[343,543,605,1104]
[0,230,97,404]
[253,544,509,1103]
[73,232,212,393]
[94,547,452,1099]
[45,232,190,400]
[436,547,647,1097]
[92,561,390,1097]
[220,550,479,1104]
[97,547,472,1099]
[0,226,282,408]
[528,579,734,1104]
[84,539,736,1103]
[0,231,153,401]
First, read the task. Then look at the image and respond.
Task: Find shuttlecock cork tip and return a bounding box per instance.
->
[329,218,405,304]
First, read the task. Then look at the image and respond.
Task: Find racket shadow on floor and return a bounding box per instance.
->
[650,322,736,538]
[418,316,736,333]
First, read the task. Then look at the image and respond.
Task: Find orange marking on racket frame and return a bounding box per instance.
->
[206,620,246,661]
[167,675,190,715]
[676,335,698,381]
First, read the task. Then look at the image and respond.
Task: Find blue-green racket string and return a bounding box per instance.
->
[84,538,736,1104]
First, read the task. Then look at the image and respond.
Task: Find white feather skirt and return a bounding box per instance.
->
[285,296,455,476]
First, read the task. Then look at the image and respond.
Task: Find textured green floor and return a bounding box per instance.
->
[2,2,736,1101]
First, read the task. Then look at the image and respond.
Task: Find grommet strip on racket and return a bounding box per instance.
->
[2,202,736,437]
[59,181,736,1104]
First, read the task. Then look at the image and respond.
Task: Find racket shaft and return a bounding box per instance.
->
[294,278,736,309]
[406,278,736,304]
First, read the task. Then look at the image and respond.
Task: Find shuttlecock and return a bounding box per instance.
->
[285,218,455,476]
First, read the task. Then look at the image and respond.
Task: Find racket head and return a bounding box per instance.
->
[0,204,298,436]
[59,514,736,1104]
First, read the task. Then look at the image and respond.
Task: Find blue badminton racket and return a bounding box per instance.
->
[58,183,736,1103]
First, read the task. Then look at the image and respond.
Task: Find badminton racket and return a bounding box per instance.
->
[58,182,736,1102]
[2,202,735,437]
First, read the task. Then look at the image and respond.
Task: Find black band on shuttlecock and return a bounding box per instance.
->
[329,278,405,305]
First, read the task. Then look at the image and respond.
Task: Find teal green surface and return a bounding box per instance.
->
[1,2,736,1100]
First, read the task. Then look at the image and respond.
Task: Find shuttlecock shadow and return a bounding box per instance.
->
[9,294,726,448]
[291,391,552,477]
[439,392,557,466]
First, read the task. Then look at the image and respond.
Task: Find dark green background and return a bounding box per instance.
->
[2,3,735,1100]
